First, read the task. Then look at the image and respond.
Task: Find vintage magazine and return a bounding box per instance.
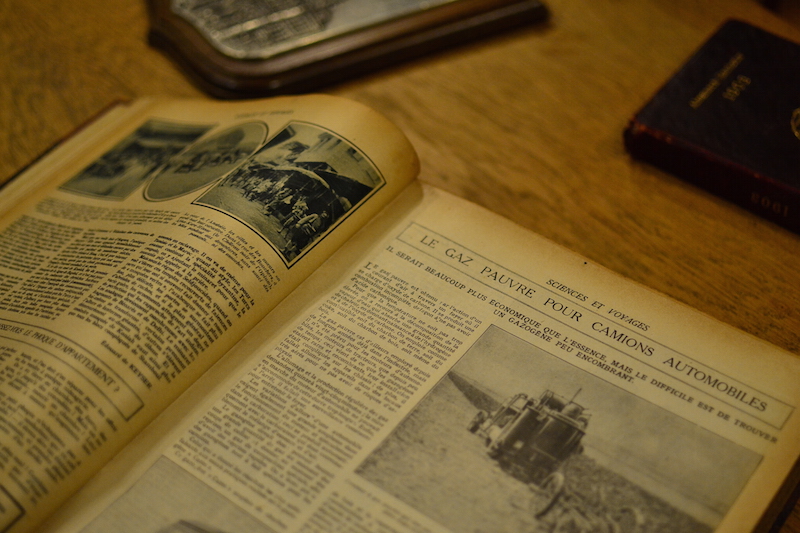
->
[0,95,798,533]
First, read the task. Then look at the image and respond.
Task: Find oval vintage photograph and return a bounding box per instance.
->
[145,122,268,201]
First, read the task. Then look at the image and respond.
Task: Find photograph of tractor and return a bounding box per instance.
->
[358,326,726,533]
[468,389,589,517]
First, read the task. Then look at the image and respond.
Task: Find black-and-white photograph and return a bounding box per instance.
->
[60,120,211,200]
[196,122,383,263]
[78,457,271,533]
[145,122,268,201]
[356,325,762,533]
[172,0,456,59]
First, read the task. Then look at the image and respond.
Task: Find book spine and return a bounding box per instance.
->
[624,121,800,235]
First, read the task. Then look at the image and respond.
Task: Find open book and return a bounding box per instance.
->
[1,95,798,533]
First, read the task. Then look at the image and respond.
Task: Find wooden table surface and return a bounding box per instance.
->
[2,0,799,531]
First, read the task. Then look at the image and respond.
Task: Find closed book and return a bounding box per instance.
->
[624,19,800,234]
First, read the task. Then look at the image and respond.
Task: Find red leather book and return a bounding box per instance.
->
[624,19,800,234]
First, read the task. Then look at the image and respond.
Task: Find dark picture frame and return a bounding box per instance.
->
[147,0,549,98]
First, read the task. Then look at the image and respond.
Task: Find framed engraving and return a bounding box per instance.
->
[147,0,549,97]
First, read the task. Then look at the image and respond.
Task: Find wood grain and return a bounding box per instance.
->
[1,0,799,531]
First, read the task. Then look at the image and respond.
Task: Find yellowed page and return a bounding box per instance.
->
[0,94,418,533]
[39,183,800,533]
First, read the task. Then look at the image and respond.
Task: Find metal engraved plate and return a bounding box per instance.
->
[171,0,457,60]
[150,0,548,96]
